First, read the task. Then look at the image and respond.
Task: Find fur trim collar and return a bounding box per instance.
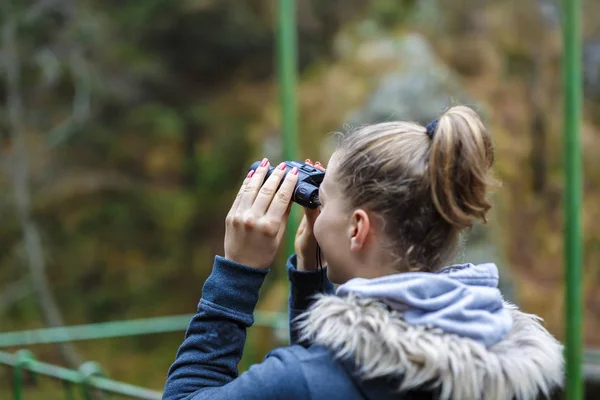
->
[295,295,564,400]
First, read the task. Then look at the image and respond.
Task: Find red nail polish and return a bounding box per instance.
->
[277,162,286,170]
[291,167,299,175]
[315,161,323,167]
[305,159,314,166]
[247,170,255,178]
[260,158,269,167]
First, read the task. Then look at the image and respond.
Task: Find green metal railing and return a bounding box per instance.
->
[562,0,584,398]
[2,317,600,399]
[0,311,287,399]
[0,349,162,400]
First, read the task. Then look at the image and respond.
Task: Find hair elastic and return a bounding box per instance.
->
[425,119,438,140]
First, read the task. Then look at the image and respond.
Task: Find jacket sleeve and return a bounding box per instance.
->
[286,254,334,346]
[163,256,310,400]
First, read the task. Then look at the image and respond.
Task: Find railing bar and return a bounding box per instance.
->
[0,311,287,347]
[88,376,162,399]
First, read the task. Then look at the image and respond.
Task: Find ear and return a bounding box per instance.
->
[348,209,370,252]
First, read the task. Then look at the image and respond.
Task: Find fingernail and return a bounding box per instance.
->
[305,159,314,166]
[277,162,286,170]
[247,170,255,178]
[291,167,299,175]
[315,161,323,167]
[260,158,269,167]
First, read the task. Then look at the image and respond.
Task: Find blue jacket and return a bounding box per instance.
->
[163,256,563,400]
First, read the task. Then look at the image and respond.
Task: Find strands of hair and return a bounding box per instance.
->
[316,244,325,292]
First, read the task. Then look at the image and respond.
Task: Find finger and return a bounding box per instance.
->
[238,158,270,212]
[276,202,293,242]
[227,171,253,220]
[251,162,288,215]
[295,216,307,240]
[285,199,293,216]
[305,159,314,166]
[314,161,326,171]
[276,219,288,243]
[297,215,307,233]
[304,207,320,228]
[266,167,299,221]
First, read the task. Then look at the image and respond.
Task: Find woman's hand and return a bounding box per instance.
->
[294,160,326,271]
[224,158,299,270]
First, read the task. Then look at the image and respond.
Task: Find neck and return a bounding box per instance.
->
[350,250,399,280]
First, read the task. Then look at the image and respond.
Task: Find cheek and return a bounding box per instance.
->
[313,208,332,247]
[313,212,324,244]
[313,208,340,247]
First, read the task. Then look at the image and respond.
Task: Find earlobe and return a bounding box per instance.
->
[349,209,370,252]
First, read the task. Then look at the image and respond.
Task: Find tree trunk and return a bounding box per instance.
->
[528,32,548,194]
[2,5,82,368]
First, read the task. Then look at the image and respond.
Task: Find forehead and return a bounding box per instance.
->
[320,153,340,194]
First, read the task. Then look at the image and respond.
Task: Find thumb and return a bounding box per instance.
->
[304,207,320,228]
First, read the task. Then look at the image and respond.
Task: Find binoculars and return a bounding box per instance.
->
[248,160,325,209]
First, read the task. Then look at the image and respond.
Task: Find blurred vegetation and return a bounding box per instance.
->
[1,0,600,395]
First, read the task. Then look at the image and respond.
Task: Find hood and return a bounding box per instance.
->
[295,281,564,400]
[336,263,512,347]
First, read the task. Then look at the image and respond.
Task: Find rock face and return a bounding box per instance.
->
[344,32,515,302]
[534,0,600,101]
[347,33,472,125]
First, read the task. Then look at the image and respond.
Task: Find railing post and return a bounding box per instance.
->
[561,0,584,398]
[62,380,76,400]
[277,0,300,260]
[13,350,36,400]
[78,361,105,400]
[13,363,22,400]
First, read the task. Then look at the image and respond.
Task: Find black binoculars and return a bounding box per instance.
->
[248,160,325,209]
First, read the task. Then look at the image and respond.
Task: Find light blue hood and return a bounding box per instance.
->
[336,262,512,347]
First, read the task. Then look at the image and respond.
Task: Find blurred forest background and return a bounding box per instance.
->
[1,0,600,395]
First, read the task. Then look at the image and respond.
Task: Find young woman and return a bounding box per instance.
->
[163,106,563,400]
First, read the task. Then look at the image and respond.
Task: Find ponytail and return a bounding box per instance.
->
[428,106,496,229]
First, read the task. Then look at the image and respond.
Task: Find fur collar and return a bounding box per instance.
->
[295,295,564,400]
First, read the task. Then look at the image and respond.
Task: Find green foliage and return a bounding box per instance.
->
[370,0,418,28]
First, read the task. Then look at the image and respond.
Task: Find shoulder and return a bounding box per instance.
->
[267,345,359,398]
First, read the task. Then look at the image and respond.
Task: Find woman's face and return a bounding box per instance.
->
[312,153,355,284]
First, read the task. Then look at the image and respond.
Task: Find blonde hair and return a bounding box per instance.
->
[335,105,496,272]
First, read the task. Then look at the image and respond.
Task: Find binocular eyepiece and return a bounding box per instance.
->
[248,160,324,209]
